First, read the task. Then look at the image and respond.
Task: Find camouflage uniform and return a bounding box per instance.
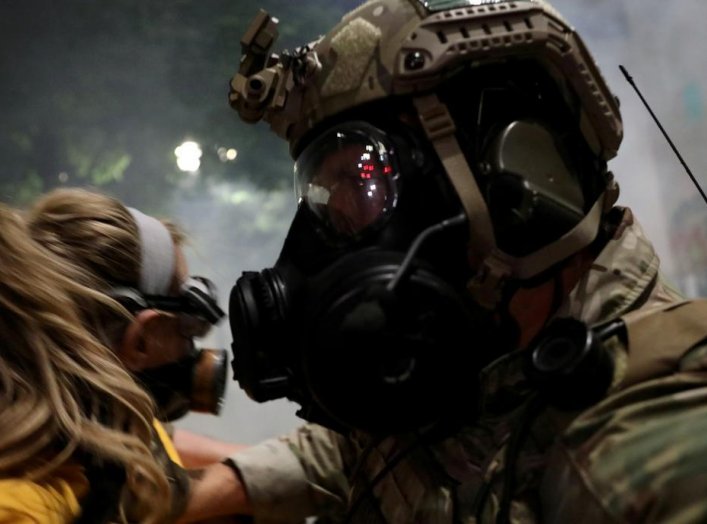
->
[227,0,704,522]
[230,209,704,523]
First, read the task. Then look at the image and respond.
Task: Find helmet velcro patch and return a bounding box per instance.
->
[321,18,382,97]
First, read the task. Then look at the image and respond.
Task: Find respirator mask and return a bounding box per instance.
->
[114,276,228,421]
[229,65,612,435]
[230,120,501,435]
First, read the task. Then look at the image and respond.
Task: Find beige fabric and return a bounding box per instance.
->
[227,438,314,523]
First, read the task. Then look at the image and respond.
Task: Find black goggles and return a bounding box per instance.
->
[295,122,401,240]
[111,276,225,338]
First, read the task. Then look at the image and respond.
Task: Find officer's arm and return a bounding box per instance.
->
[179,462,254,522]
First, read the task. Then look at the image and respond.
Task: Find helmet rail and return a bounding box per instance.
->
[229,0,622,160]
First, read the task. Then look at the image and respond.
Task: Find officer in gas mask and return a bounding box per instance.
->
[227,0,633,436]
[188,1,707,523]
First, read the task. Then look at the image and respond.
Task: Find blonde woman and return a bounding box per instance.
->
[27,187,245,519]
[0,202,174,523]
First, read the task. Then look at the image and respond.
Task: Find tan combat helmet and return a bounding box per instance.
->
[229,0,623,306]
[230,0,621,158]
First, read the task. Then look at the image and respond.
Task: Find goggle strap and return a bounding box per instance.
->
[142,292,224,324]
[110,284,224,325]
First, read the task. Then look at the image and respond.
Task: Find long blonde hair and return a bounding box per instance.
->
[27,187,184,294]
[17,188,185,522]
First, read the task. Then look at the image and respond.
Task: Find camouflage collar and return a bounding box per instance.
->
[553,207,661,325]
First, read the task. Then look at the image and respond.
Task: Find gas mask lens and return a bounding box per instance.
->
[295,123,400,238]
[177,276,224,338]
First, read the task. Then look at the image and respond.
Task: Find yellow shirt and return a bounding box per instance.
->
[153,420,183,466]
[0,420,181,523]
[0,462,87,524]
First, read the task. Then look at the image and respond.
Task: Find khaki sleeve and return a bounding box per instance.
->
[229,423,354,523]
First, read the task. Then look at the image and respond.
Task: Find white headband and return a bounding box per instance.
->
[127,207,175,295]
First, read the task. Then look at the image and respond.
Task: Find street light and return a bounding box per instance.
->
[217,147,239,162]
[175,141,202,173]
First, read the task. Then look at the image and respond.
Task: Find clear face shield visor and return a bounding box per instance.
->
[295,123,402,240]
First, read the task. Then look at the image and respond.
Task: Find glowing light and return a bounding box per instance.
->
[58,172,69,183]
[175,141,202,173]
[218,147,239,162]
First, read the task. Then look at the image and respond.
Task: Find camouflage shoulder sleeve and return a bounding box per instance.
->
[540,372,707,524]
[557,208,683,324]
[229,423,354,523]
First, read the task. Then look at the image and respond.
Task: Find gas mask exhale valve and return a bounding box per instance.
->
[137,347,229,421]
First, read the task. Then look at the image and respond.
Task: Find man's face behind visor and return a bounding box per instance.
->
[295,123,402,241]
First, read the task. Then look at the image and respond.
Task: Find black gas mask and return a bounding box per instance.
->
[113,276,228,421]
[229,63,611,435]
[230,120,502,435]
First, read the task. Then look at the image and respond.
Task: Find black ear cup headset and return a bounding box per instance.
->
[439,61,611,260]
[460,64,618,406]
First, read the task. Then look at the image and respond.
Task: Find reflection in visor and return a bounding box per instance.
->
[295,125,400,238]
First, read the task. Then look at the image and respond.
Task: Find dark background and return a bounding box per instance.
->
[0,0,360,207]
